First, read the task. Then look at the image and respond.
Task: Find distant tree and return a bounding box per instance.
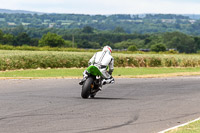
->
[129,39,145,49]
[2,34,14,45]
[82,26,94,33]
[113,27,125,33]
[114,40,141,49]
[194,37,200,51]
[77,39,100,48]
[12,25,25,35]
[114,41,132,49]
[30,38,39,46]
[163,32,196,53]
[77,40,89,48]
[15,32,31,46]
[150,43,166,52]
[128,45,138,52]
[63,40,76,47]
[39,32,65,47]
[0,29,3,43]
[88,42,101,49]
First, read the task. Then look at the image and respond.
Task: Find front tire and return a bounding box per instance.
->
[81,77,94,99]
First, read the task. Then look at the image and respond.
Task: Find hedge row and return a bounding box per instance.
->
[0,50,200,71]
[114,56,200,67]
[0,44,99,52]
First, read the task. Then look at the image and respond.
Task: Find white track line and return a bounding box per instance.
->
[158,117,200,133]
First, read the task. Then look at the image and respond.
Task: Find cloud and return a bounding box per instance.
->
[0,0,200,14]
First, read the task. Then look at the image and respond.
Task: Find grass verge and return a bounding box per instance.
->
[0,67,200,79]
[166,119,200,133]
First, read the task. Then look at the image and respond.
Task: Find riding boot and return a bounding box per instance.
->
[79,77,86,85]
[102,77,115,85]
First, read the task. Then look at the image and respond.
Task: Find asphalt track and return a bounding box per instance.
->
[0,77,200,133]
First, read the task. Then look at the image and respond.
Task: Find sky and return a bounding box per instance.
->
[1,0,200,14]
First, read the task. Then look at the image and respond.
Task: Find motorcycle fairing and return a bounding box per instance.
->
[86,65,102,76]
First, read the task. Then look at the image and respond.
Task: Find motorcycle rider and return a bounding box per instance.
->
[79,46,115,86]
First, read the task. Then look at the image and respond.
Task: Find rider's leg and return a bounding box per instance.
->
[101,70,115,85]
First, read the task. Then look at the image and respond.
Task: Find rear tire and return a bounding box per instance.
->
[81,77,94,99]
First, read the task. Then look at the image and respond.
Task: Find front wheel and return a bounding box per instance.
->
[81,77,94,99]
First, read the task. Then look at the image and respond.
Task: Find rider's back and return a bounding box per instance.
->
[93,51,113,66]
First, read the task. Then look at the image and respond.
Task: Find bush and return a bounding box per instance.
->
[127,45,138,52]
[151,43,166,52]
[147,57,162,67]
[39,32,65,47]
[167,49,179,54]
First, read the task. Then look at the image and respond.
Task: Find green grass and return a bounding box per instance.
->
[0,67,200,78]
[0,68,84,78]
[114,67,200,76]
[166,120,200,133]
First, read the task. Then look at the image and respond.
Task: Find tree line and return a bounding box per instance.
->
[0,26,200,53]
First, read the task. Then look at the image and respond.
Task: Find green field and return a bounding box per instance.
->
[1,50,200,71]
[166,120,200,133]
[0,67,200,78]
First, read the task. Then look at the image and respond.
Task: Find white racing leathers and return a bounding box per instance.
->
[89,51,114,79]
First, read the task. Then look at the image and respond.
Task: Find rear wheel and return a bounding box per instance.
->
[81,77,94,99]
[90,84,100,98]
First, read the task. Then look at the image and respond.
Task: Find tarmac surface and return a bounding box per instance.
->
[0,77,200,133]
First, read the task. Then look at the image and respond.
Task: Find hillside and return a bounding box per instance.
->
[0,9,43,14]
[0,9,200,35]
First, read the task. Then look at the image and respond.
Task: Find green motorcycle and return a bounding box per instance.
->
[81,65,103,99]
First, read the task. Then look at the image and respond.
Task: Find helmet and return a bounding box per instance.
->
[103,46,112,55]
